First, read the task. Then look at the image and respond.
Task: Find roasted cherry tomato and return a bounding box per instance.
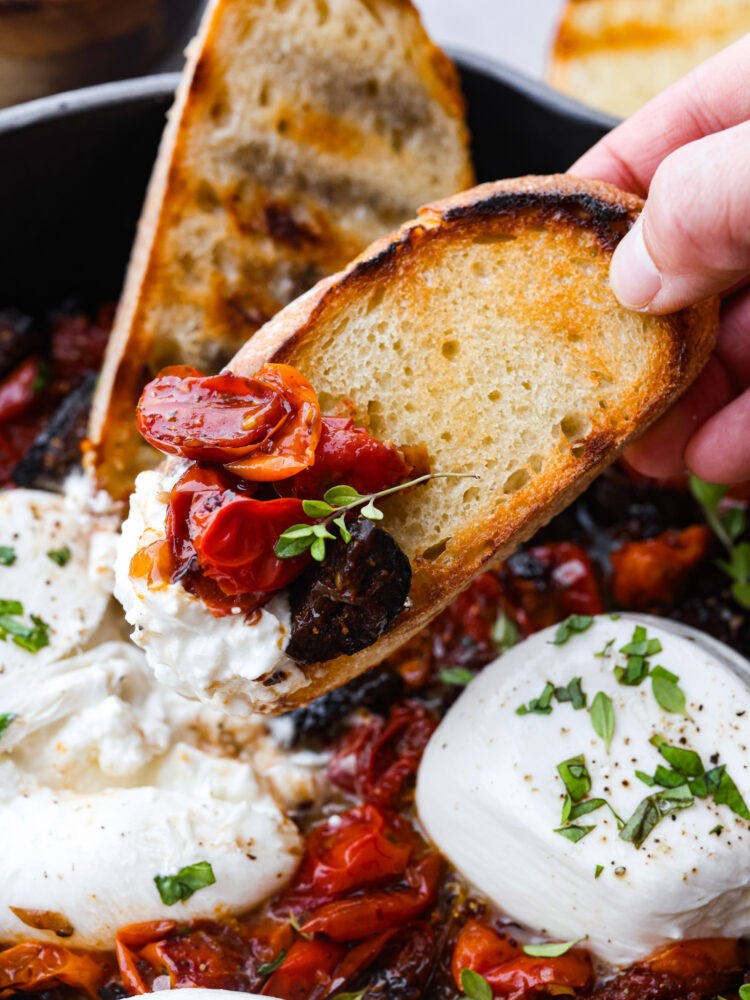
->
[261,936,345,1000]
[611,525,710,608]
[0,942,113,997]
[301,853,442,942]
[151,923,260,991]
[328,701,437,808]
[280,805,418,913]
[226,365,322,481]
[189,489,313,595]
[115,920,177,993]
[137,365,293,463]
[277,416,412,499]
[452,920,594,999]
[0,356,45,423]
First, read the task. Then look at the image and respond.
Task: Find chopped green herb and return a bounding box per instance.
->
[615,626,662,686]
[0,712,16,739]
[655,740,705,778]
[619,785,694,849]
[0,599,23,615]
[288,911,312,940]
[257,950,287,977]
[516,681,556,716]
[567,798,608,821]
[154,861,216,905]
[594,638,615,658]
[276,472,478,562]
[557,755,591,803]
[635,770,656,787]
[46,547,71,567]
[739,985,750,1000]
[440,667,474,687]
[492,610,518,653]
[620,626,662,659]
[709,825,723,835]
[595,864,604,879]
[460,968,493,1000]
[590,691,615,751]
[555,676,587,710]
[554,824,595,843]
[523,939,582,958]
[0,611,50,653]
[550,614,594,645]
[653,765,689,789]
[650,667,688,717]
[712,767,750,821]
[0,547,16,566]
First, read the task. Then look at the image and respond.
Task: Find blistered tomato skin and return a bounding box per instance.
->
[136,366,293,463]
[226,365,322,482]
[277,415,412,499]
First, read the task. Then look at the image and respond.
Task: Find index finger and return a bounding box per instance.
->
[569,32,750,194]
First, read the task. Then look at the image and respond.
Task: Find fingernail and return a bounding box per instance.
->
[609,215,662,311]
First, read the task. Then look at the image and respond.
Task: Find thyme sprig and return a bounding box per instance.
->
[690,475,750,608]
[274,472,478,563]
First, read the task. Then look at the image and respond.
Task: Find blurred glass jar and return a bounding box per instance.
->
[0,0,206,107]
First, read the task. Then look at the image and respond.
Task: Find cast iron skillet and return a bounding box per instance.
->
[0,51,616,311]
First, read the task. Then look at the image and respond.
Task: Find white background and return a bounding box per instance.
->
[413,0,564,79]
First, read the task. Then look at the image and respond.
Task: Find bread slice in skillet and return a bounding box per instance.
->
[88,0,473,500]
[548,0,750,118]
[227,173,719,713]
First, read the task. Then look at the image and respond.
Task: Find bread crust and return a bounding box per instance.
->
[230,174,718,713]
[88,0,473,500]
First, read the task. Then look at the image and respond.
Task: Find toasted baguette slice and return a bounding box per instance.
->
[229,174,718,712]
[548,0,750,118]
[89,0,473,500]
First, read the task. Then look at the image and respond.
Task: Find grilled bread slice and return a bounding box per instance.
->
[89,0,473,500]
[229,174,718,712]
[548,0,750,118]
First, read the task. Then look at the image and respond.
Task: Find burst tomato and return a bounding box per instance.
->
[0,356,45,423]
[0,942,113,997]
[611,525,710,608]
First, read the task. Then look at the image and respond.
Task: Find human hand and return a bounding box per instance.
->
[570,34,750,483]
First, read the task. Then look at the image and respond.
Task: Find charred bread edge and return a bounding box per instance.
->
[230,174,718,713]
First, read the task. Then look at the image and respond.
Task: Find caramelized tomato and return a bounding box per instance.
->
[136,365,293,463]
[611,525,710,608]
[0,941,114,997]
[276,416,412,499]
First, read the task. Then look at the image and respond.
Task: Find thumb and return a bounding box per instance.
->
[609,120,750,313]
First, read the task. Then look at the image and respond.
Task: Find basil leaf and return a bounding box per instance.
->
[557,754,591,803]
[568,798,607,820]
[595,864,604,879]
[635,770,656,787]
[651,675,688,716]
[440,667,474,687]
[619,626,662,658]
[460,968,493,1000]
[689,764,724,799]
[653,765,689,789]
[650,665,678,684]
[594,638,615,658]
[560,794,572,825]
[0,599,23,615]
[614,655,650,686]
[0,547,16,566]
[710,825,723,835]
[517,681,555,716]
[258,949,287,977]
[555,677,587,710]
[323,485,365,506]
[619,785,694,849]
[154,861,216,905]
[0,613,50,653]
[712,767,750,821]
[46,547,71,567]
[523,939,582,958]
[301,500,334,517]
[333,515,351,544]
[657,741,705,778]
[0,712,16,738]
[492,611,518,653]
[550,614,594,645]
[590,691,615,751]
[554,824,595,843]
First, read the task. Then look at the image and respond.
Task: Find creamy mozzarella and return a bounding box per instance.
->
[115,467,310,715]
[0,489,117,670]
[417,614,750,965]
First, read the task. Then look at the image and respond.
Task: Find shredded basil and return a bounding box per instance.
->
[554,824,595,843]
[555,677,587,710]
[595,864,604,879]
[557,754,591,802]
[517,681,555,716]
[257,950,287,977]
[0,712,16,739]
[440,667,474,687]
[635,770,656,787]
[492,611,518,653]
[615,625,662,686]
[154,861,216,905]
[460,968,493,1000]
[46,547,71,567]
[590,691,615,751]
[550,614,594,645]
[523,939,582,958]
[0,547,16,566]
[619,785,694,849]
[594,638,615,658]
